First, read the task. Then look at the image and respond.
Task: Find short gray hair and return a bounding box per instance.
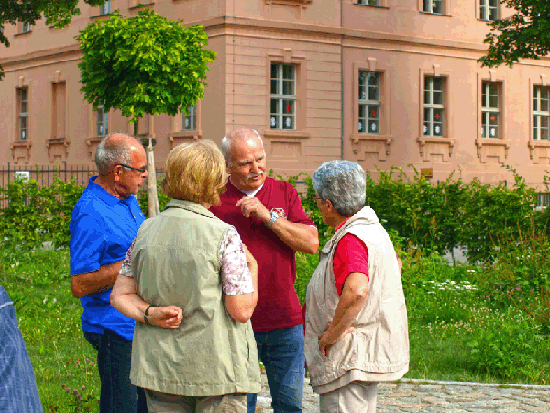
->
[312,160,366,217]
[94,133,137,176]
[221,128,264,167]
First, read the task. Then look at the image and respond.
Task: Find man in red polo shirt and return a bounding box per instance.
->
[210,128,318,413]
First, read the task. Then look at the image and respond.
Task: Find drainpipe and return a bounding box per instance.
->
[340,0,344,160]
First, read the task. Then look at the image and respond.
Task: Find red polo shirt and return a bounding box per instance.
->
[210,177,315,332]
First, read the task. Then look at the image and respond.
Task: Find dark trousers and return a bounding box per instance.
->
[84,329,148,413]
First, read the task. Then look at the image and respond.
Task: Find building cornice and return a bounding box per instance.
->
[2,15,550,69]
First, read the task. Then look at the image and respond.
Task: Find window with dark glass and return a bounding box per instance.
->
[423,0,443,14]
[358,71,380,134]
[97,104,109,136]
[270,63,296,130]
[480,0,498,21]
[99,1,111,15]
[534,86,549,141]
[181,106,196,130]
[357,0,379,5]
[21,21,31,33]
[17,88,29,141]
[481,82,500,139]
[423,76,445,137]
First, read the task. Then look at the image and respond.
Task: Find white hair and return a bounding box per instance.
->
[221,128,264,167]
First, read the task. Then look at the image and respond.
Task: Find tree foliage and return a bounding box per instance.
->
[479,0,550,67]
[0,0,105,78]
[76,9,216,125]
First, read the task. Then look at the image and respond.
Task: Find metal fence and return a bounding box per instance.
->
[0,163,168,188]
[0,163,96,188]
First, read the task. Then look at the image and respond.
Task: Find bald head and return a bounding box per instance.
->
[95,133,144,176]
[221,128,264,167]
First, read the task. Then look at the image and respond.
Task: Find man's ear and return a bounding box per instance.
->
[113,165,122,181]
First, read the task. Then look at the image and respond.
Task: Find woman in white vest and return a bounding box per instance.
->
[111,140,261,412]
[304,160,409,413]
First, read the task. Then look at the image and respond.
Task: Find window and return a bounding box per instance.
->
[423,76,445,137]
[357,0,379,5]
[17,88,29,141]
[423,0,443,14]
[270,63,296,130]
[97,104,109,136]
[533,86,549,141]
[480,0,498,21]
[358,71,380,134]
[481,82,500,139]
[21,22,31,33]
[536,193,550,209]
[99,1,111,15]
[181,106,196,130]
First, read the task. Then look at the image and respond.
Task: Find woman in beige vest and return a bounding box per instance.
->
[111,140,261,413]
[304,160,409,413]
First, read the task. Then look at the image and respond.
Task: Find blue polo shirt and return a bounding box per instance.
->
[69,176,145,341]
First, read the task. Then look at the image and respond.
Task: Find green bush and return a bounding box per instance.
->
[0,177,84,250]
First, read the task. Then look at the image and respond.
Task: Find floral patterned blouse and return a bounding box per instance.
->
[120,226,254,296]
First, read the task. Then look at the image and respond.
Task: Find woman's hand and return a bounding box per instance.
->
[148,306,183,329]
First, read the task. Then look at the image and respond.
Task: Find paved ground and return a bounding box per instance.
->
[255,373,550,412]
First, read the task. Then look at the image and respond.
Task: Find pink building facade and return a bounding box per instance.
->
[1,0,550,187]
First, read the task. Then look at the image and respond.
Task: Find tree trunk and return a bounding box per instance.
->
[134,121,159,218]
[146,138,160,218]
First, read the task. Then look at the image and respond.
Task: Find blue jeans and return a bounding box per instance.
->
[83,329,148,413]
[247,325,304,413]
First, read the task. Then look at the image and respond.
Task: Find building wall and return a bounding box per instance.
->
[1,0,549,187]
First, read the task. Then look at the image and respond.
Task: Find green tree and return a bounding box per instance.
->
[76,9,216,216]
[0,0,106,79]
[479,0,550,67]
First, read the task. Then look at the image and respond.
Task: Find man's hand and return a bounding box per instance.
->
[236,197,271,224]
[148,306,183,329]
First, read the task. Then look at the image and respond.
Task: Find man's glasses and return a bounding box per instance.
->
[120,164,146,173]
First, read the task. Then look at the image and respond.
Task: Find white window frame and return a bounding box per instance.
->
[97,104,109,137]
[533,86,549,141]
[357,0,379,5]
[422,0,443,14]
[99,1,111,16]
[270,63,296,131]
[480,0,498,21]
[18,88,29,141]
[358,71,381,134]
[481,82,500,139]
[181,106,197,131]
[423,76,445,137]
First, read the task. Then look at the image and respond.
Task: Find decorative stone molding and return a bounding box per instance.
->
[264,0,312,19]
[86,137,103,161]
[10,141,32,164]
[46,138,70,163]
[475,138,511,163]
[352,135,392,162]
[168,130,203,149]
[417,136,456,162]
[529,140,550,164]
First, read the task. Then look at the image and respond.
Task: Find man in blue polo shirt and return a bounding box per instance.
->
[70,133,148,413]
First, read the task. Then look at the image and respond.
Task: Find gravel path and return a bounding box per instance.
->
[254,373,550,412]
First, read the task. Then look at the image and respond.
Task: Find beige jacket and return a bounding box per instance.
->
[304,206,409,389]
[129,199,260,396]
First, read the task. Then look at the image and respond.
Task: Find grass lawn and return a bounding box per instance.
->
[2,247,549,412]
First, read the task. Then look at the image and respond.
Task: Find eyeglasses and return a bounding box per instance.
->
[313,195,323,202]
[120,164,147,174]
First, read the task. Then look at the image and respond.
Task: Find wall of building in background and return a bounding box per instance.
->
[1,0,549,190]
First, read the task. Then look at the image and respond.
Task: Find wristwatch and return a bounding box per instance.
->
[266,210,280,228]
[144,305,156,326]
